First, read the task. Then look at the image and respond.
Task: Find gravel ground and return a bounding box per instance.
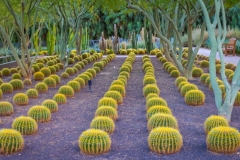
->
[0,56,240,160]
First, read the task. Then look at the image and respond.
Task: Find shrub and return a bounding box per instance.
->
[26,89,38,98]
[95,106,118,121]
[109,85,125,97]
[148,113,178,131]
[58,85,74,97]
[148,127,183,154]
[12,73,22,80]
[10,68,18,74]
[67,81,80,92]
[0,83,13,93]
[143,77,156,86]
[90,116,115,134]
[175,77,187,86]
[192,68,203,77]
[65,67,75,76]
[200,73,210,83]
[43,77,56,88]
[207,127,240,153]
[98,97,118,110]
[13,93,28,105]
[0,129,24,154]
[0,102,14,116]
[48,66,56,74]
[33,72,45,81]
[9,79,24,90]
[180,84,198,96]
[2,68,11,76]
[12,116,38,135]
[204,115,229,133]
[40,68,51,77]
[146,93,159,101]
[185,90,205,106]
[78,129,111,155]
[170,70,180,78]
[61,72,69,78]
[49,75,60,84]
[78,74,90,83]
[53,93,67,104]
[104,91,123,104]
[23,79,32,86]
[200,60,209,68]
[146,97,168,110]
[143,84,160,97]
[28,106,51,123]
[73,78,85,88]
[42,99,58,113]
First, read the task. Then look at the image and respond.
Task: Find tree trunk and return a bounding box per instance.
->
[218,103,233,122]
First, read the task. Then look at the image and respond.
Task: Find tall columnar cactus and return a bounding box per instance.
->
[144,17,153,54]
[131,31,137,49]
[148,127,183,154]
[78,129,111,155]
[12,116,38,135]
[47,23,56,56]
[0,129,24,154]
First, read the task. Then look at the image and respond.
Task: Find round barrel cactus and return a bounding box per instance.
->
[9,79,24,90]
[146,97,168,110]
[170,70,180,78]
[35,82,48,93]
[58,85,74,97]
[12,116,38,135]
[0,83,13,93]
[104,91,123,104]
[26,88,38,98]
[147,106,172,120]
[12,73,22,80]
[79,129,111,154]
[192,67,203,77]
[0,102,14,116]
[148,127,183,154]
[143,77,156,86]
[43,77,56,88]
[95,106,118,121]
[28,106,51,123]
[53,93,67,104]
[40,67,51,77]
[42,99,58,113]
[65,67,74,76]
[185,90,205,106]
[175,77,187,86]
[109,85,126,97]
[143,84,160,97]
[204,115,229,133]
[180,84,198,96]
[33,72,45,81]
[2,68,11,76]
[146,93,159,101]
[67,81,80,92]
[98,97,118,110]
[111,80,125,87]
[61,72,69,79]
[90,116,115,134]
[49,75,60,84]
[13,93,29,105]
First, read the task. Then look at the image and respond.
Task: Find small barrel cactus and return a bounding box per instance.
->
[78,74,90,83]
[9,79,24,90]
[178,82,189,90]
[67,81,80,92]
[118,77,127,86]
[35,82,48,93]
[119,71,130,79]
[10,68,18,74]
[192,67,204,77]
[26,88,38,98]
[43,77,56,88]
[148,127,183,154]
[93,62,103,70]
[146,97,168,110]
[204,115,229,133]
[180,84,198,96]
[53,93,67,104]
[120,66,131,73]
[95,106,118,121]
[143,84,160,97]
[0,102,14,116]
[12,73,22,80]
[84,72,93,80]
[33,72,45,81]
[23,79,32,85]
[86,68,97,77]
[28,106,51,123]
[12,116,38,135]
[79,129,111,154]
[104,91,123,104]
[61,72,69,79]
[73,78,85,88]
[40,67,51,77]
[148,113,178,131]
[93,66,100,73]
[0,129,24,154]
[109,85,126,97]
[58,85,74,98]
[98,97,118,110]
[207,127,240,153]
[167,66,178,74]
[147,105,172,120]
[200,73,210,83]
[42,99,58,113]
[65,67,75,76]
[146,93,159,101]
[175,77,187,86]
[0,83,13,93]
[74,64,82,71]
[185,90,205,106]
[90,116,115,134]
[170,70,180,78]
[200,60,209,68]
[49,75,60,84]
[143,77,156,86]
[48,66,56,74]
[13,93,29,105]
[2,68,11,76]
[111,80,125,87]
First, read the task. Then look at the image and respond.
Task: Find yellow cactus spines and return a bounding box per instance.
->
[143,84,160,97]
[147,106,172,120]
[175,77,187,86]
[48,66,56,74]
[93,62,103,70]
[12,116,38,135]
[67,81,80,92]
[37,63,45,69]
[180,84,198,96]
[53,93,67,104]
[177,81,189,90]
[185,90,205,106]
[104,91,123,104]
[170,70,180,78]
[65,67,74,76]
[28,106,51,123]
[146,93,159,101]
[167,66,178,73]
[120,66,130,73]
[74,64,82,71]
[78,74,90,83]
[57,63,64,69]
[119,71,130,79]
[43,77,56,88]
[98,97,118,110]
[146,97,167,110]
[93,67,100,73]
[10,68,18,74]
[207,127,240,153]
[12,73,22,80]
[2,68,11,76]
[143,77,156,86]
[49,75,60,84]
[0,83,13,93]
[33,72,45,81]
[23,79,32,86]
[9,79,24,90]
[90,116,115,134]
[0,102,14,116]
[200,73,210,83]
[204,115,229,133]
[148,113,178,131]
[200,60,209,68]
[13,93,29,106]
[42,99,58,113]
[192,67,203,77]
[40,67,51,77]
[61,72,69,79]
[58,85,74,98]
[84,72,93,80]
[0,129,24,154]
[79,129,111,155]
[26,89,38,98]
[148,127,182,154]
[73,78,85,88]
[111,80,125,87]
[86,68,97,77]
[95,106,118,121]
[35,82,48,93]
[109,85,126,97]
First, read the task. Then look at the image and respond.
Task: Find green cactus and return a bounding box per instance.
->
[225,69,234,78]
[84,72,93,80]
[98,97,118,110]
[26,89,38,98]
[111,80,125,88]
[78,129,111,155]
[9,79,24,90]
[200,73,210,83]
[90,116,115,134]
[33,72,45,81]
[95,106,118,121]
[104,91,123,104]
[192,68,204,77]
[0,83,13,93]
[167,66,178,74]
[93,67,100,73]
[43,77,56,88]
[53,65,60,72]
[93,62,104,70]
[180,84,198,96]
[40,68,51,77]
[119,66,130,73]
[2,68,11,76]
[119,71,130,80]
[200,60,209,68]
[146,97,168,110]
[78,62,85,69]
[23,79,32,86]
[109,85,126,97]
[12,116,38,135]
[57,63,64,69]
[185,90,205,106]
[12,73,22,80]
[86,69,97,78]
[0,129,24,154]
[13,93,29,105]
[225,63,235,69]
[234,92,240,106]
[28,106,51,123]
[78,74,90,83]
[148,127,183,154]
[49,75,60,84]
[65,67,75,76]
[0,102,14,116]
[73,78,85,88]
[58,86,74,98]
[74,64,82,71]
[170,70,180,78]
[67,81,80,92]
[204,115,229,133]
[146,93,159,101]
[148,113,178,131]
[10,68,18,74]
[42,99,58,113]
[178,82,190,90]
[53,93,67,104]
[61,72,69,79]
[207,127,240,153]
[147,105,172,120]
[117,77,127,86]
[143,84,160,97]
[175,77,187,87]
[37,63,45,69]
[48,66,56,74]
[143,77,156,86]
[35,82,48,93]
[47,60,55,66]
